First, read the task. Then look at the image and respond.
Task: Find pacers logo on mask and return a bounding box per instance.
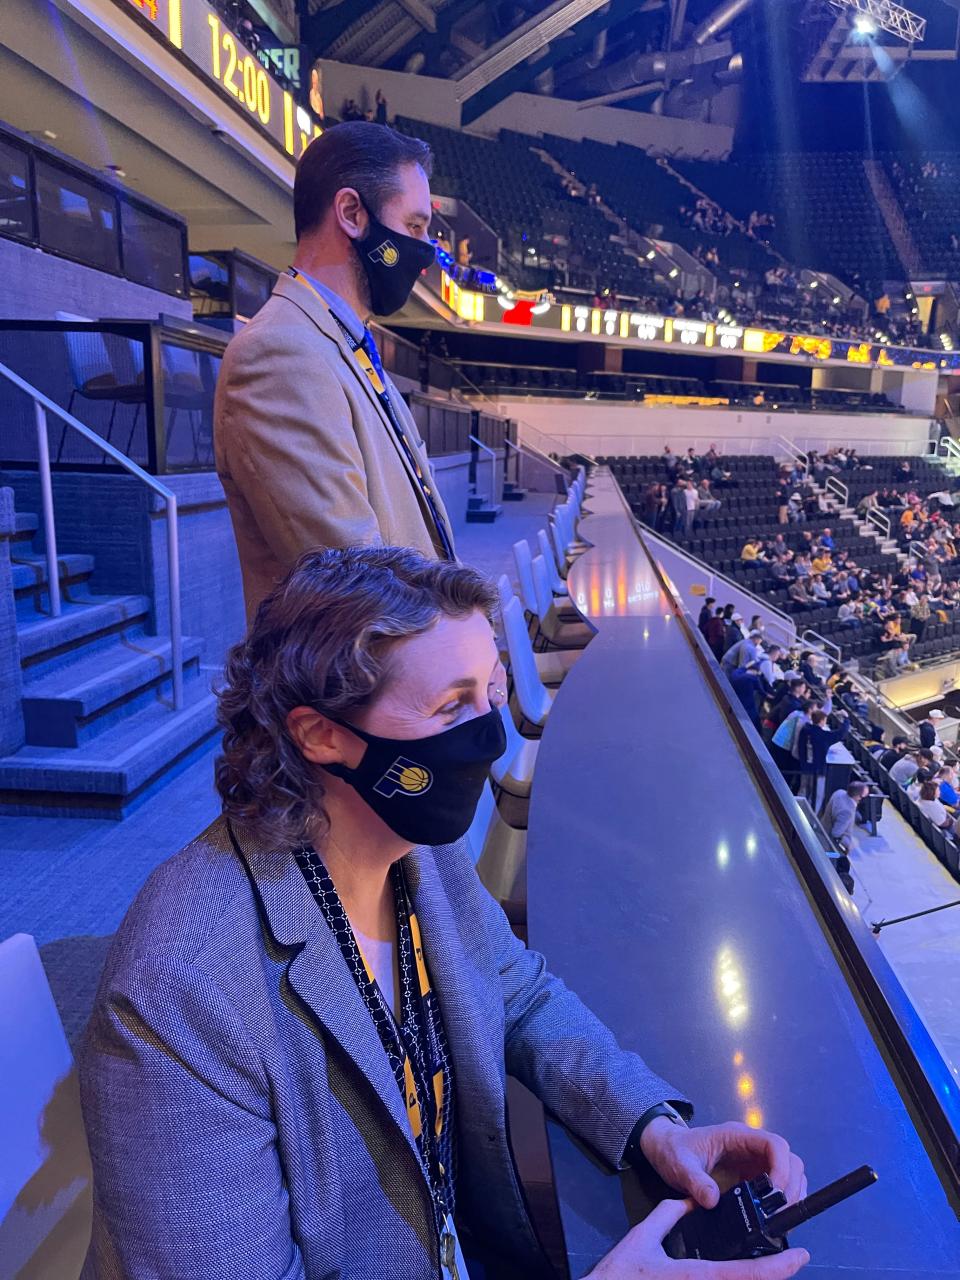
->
[368,239,400,268]
[374,757,433,798]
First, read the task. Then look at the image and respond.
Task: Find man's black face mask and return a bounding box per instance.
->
[354,203,436,317]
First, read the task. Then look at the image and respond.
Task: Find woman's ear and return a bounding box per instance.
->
[287,707,363,767]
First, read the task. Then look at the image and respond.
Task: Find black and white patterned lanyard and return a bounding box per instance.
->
[294,846,460,1270]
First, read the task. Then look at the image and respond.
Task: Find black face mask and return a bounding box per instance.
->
[355,208,436,316]
[323,707,507,846]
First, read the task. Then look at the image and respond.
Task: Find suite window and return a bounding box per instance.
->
[35,159,120,273]
[0,138,33,242]
[121,201,186,296]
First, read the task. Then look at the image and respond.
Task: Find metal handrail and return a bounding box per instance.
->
[801,628,841,662]
[826,475,849,507]
[0,359,183,711]
[775,434,809,473]
[468,433,497,510]
[866,508,892,540]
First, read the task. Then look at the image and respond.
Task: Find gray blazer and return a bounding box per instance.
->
[79,817,686,1279]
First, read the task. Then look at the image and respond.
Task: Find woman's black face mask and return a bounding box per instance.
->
[322,707,507,846]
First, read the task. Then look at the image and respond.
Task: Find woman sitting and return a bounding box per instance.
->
[79,547,807,1280]
[917,779,955,834]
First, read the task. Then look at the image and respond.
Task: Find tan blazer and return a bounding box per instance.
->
[214,272,455,622]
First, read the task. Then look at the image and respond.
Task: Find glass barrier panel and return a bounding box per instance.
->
[34,158,120,274]
[233,258,276,321]
[190,254,231,318]
[159,338,220,471]
[0,137,33,242]
[0,324,151,468]
[121,200,186,296]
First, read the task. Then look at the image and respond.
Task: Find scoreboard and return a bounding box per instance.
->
[112,0,321,160]
[437,276,955,372]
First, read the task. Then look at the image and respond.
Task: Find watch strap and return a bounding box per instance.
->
[623,1101,691,1169]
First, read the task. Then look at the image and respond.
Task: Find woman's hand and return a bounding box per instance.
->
[585,1198,810,1280]
[639,1119,807,1211]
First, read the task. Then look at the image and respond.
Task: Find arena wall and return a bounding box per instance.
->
[490,399,935,459]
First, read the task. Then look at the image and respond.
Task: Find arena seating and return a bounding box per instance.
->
[394,117,662,298]
[540,134,771,276]
[604,452,960,665]
[676,153,902,284]
[883,154,960,277]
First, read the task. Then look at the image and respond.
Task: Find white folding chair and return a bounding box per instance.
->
[531,555,595,650]
[513,538,578,619]
[538,528,568,588]
[0,934,92,1280]
[468,781,528,924]
[497,580,556,726]
[490,701,539,800]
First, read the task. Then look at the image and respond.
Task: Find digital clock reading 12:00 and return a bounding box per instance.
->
[117,0,320,161]
[206,14,271,125]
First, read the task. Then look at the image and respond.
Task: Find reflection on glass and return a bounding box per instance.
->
[717,840,730,869]
[745,832,758,858]
[715,945,749,1027]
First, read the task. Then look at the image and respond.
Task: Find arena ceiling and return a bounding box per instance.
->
[302,0,960,132]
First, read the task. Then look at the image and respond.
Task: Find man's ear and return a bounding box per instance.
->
[333,187,367,242]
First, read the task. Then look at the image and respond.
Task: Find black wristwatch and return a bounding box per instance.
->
[623,1102,690,1169]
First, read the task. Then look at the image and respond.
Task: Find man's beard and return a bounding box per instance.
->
[351,241,373,318]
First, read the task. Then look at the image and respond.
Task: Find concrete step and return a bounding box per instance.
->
[12,552,95,592]
[16,594,153,669]
[466,504,503,524]
[0,673,219,817]
[502,482,528,502]
[12,511,39,547]
[21,635,205,747]
[12,553,96,620]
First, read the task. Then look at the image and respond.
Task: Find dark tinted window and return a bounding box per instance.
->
[35,159,119,272]
[121,201,186,295]
[0,138,33,241]
[233,259,276,321]
[190,253,231,316]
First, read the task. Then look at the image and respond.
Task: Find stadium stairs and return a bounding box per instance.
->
[0,496,217,817]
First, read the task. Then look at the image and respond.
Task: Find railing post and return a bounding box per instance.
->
[166,496,183,712]
[34,402,61,619]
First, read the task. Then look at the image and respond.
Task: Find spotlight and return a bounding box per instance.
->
[646,250,656,260]
[854,13,878,35]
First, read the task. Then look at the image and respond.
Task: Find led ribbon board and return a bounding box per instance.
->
[116,0,320,159]
[440,278,957,370]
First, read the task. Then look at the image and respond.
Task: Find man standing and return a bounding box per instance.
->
[215,123,455,621]
[697,596,716,637]
[822,781,869,853]
[919,708,945,750]
[682,479,699,538]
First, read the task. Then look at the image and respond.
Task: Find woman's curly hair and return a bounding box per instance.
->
[215,545,497,848]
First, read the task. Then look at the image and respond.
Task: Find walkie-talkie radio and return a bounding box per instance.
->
[665,1165,878,1262]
